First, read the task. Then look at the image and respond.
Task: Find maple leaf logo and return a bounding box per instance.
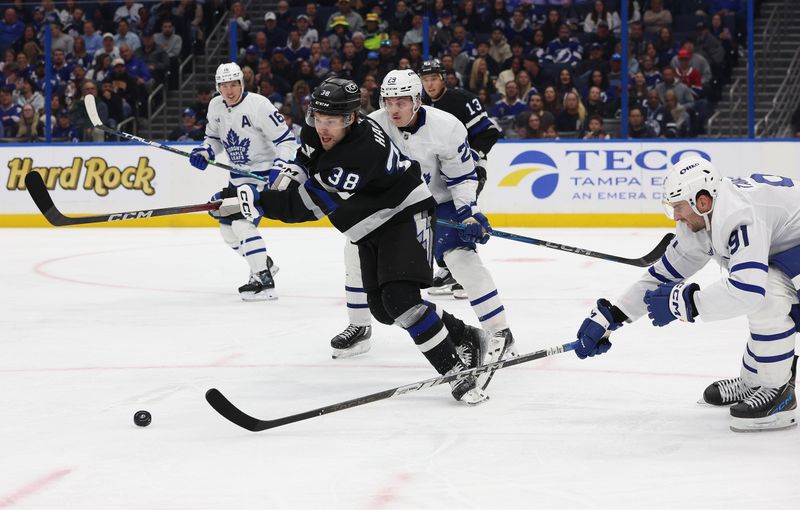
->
[223,129,251,165]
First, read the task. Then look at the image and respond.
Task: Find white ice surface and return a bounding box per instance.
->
[1,227,798,509]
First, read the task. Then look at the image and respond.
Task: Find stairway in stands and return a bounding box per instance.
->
[708,0,800,137]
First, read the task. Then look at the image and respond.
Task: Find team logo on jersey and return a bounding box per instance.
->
[223,129,251,165]
[499,150,558,199]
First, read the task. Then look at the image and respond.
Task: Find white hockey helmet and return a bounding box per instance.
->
[379,69,423,112]
[215,62,244,95]
[662,155,721,226]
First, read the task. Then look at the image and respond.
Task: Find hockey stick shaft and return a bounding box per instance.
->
[24,170,219,226]
[84,95,269,183]
[437,219,672,267]
[205,341,577,432]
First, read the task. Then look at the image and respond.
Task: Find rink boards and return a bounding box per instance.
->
[2,139,799,228]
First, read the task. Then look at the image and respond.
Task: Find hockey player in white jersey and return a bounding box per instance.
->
[330,70,517,378]
[575,156,799,432]
[189,63,297,301]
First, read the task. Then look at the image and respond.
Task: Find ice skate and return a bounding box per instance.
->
[452,283,468,299]
[729,382,797,432]
[476,328,517,390]
[331,325,372,359]
[267,256,279,276]
[428,267,457,296]
[700,377,758,406]
[239,268,276,301]
[446,362,489,405]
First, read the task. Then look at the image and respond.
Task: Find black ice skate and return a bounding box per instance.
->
[428,267,457,296]
[477,328,517,390]
[729,382,797,432]
[452,283,468,300]
[238,268,277,301]
[331,325,372,359]
[701,377,758,406]
[446,361,489,405]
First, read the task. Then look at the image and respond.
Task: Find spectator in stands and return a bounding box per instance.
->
[15,76,44,113]
[643,0,672,34]
[304,2,325,34]
[555,68,578,99]
[270,48,296,90]
[136,31,168,83]
[583,115,610,139]
[295,59,319,90]
[629,21,647,60]
[630,71,649,106]
[263,12,288,49]
[275,0,293,31]
[52,108,80,141]
[710,12,737,68]
[469,58,495,95]
[115,1,145,25]
[589,20,616,59]
[237,45,259,71]
[541,8,562,43]
[241,65,256,93]
[555,90,585,133]
[432,9,454,53]
[640,54,662,88]
[327,15,350,53]
[584,1,621,35]
[119,44,152,92]
[14,25,41,58]
[458,0,485,33]
[542,85,562,117]
[190,85,211,126]
[492,81,527,120]
[389,1,413,34]
[522,111,544,139]
[544,124,559,139]
[168,107,203,141]
[230,1,251,49]
[643,88,674,138]
[664,89,690,137]
[488,28,512,67]
[51,48,73,85]
[87,53,112,82]
[16,102,42,141]
[328,0,364,34]
[49,21,75,54]
[546,23,584,67]
[505,9,533,43]
[114,19,140,52]
[95,32,120,65]
[285,30,311,62]
[71,36,92,69]
[154,20,182,59]
[607,53,624,98]
[451,25,475,56]
[63,6,85,38]
[0,86,20,136]
[363,13,387,50]
[578,42,611,77]
[82,21,102,54]
[0,8,25,54]
[525,92,555,129]
[309,41,330,78]
[73,79,108,139]
[674,48,704,98]
[402,14,423,47]
[258,77,283,107]
[670,40,711,87]
[694,20,725,77]
[583,85,609,119]
[109,56,141,111]
[516,69,536,102]
[296,14,318,48]
[99,78,125,124]
[495,56,522,98]
[628,105,656,138]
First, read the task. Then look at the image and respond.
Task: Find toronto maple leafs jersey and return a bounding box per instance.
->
[424,87,501,160]
[202,91,297,186]
[257,115,436,242]
[616,174,800,322]
[368,106,478,211]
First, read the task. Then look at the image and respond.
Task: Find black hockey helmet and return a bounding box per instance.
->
[308,77,360,113]
[419,59,445,80]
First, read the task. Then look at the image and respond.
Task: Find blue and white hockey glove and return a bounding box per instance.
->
[189,146,214,171]
[575,298,626,359]
[235,184,262,221]
[455,205,491,244]
[644,282,700,327]
[270,162,309,191]
[207,187,236,219]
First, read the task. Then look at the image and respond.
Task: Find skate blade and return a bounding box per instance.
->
[696,398,734,407]
[463,392,490,406]
[428,286,455,296]
[240,289,278,301]
[269,264,280,276]
[332,340,372,359]
[729,412,798,432]
[453,289,469,300]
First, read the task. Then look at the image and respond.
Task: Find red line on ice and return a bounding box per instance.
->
[364,472,413,510]
[0,468,71,508]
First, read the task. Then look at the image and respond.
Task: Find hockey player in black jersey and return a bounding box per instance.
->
[419,58,503,298]
[216,77,491,405]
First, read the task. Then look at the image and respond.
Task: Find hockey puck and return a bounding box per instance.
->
[134,410,152,427]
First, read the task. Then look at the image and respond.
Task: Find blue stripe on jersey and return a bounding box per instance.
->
[244,248,266,257]
[273,128,294,145]
[345,286,365,293]
[728,278,766,296]
[648,266,672,283]
[478,306,505,323]
[751,327,797,341]
[346,303,370,309]
[661,255,684,279]
[742,358,758,373]
[746,346,795,363]
[730,261,769,273]
[443,171,479,186]
[243,236,260,243]
[305,182,339,213]
[407,310,438,338]
[468,118,492,136]
[470,289,498,306]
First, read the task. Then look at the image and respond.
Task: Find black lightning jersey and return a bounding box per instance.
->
[258,115,436,242]
[424,88,502,159]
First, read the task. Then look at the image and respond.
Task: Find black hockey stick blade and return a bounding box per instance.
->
[437,220,673,267]
[24,171,218,226]
[206,341,577,432]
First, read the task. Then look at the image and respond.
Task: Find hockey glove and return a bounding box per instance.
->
[270,162,309,191]
[207,187,236,219]
[235,184,262,221]
[455,205,491,244]
[575,299,626,359]
[643,282,700,327]
[189,146,214,171]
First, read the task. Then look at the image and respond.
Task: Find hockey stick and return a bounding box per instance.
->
[84,95,269,183]
[24,171,219,226]
[437,220,673,267]
[205,341,576,432]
